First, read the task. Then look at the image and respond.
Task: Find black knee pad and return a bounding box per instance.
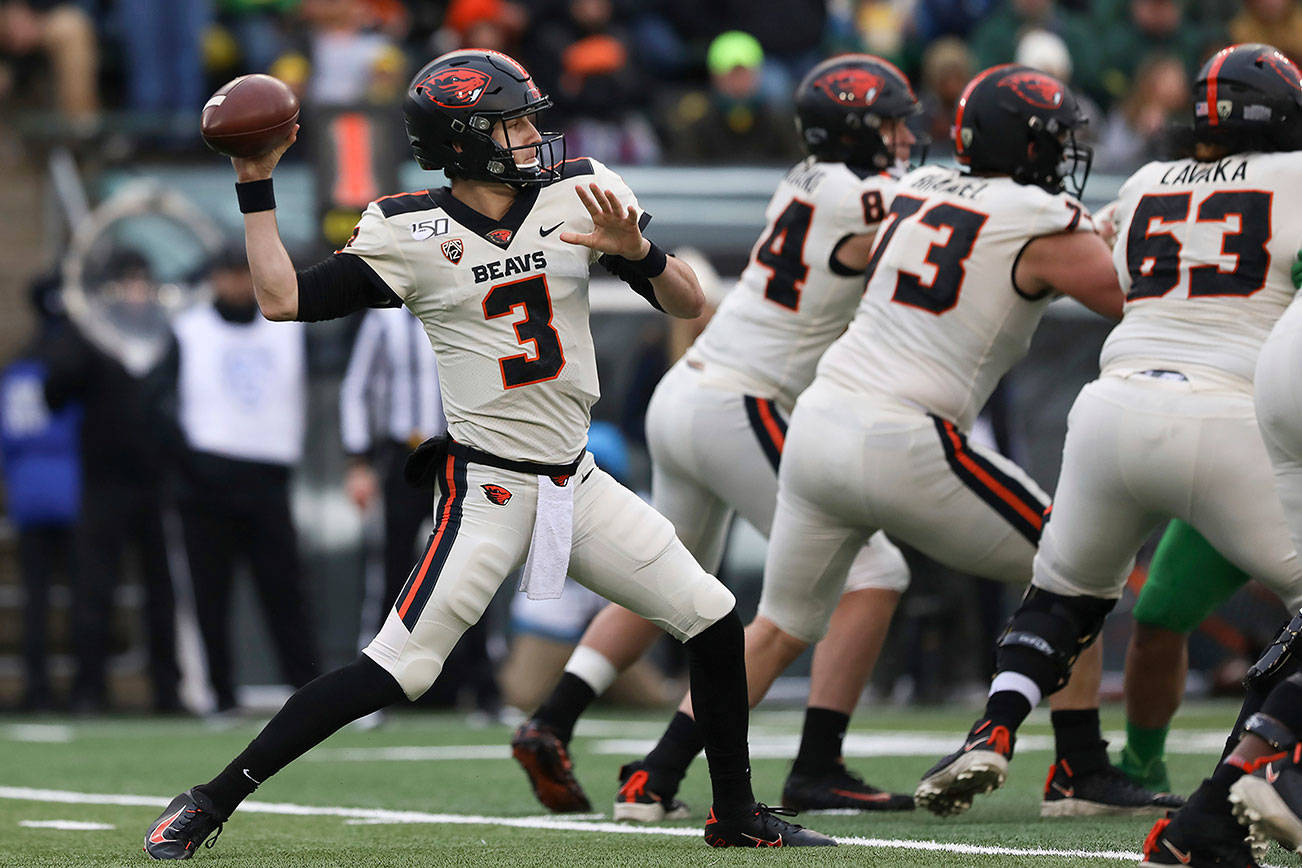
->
[1245,610,1302,693]
[995,586,1115,695]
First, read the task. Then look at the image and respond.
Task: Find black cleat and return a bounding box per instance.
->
[613,761,689,822]
[915,718,1014,817]
[1139,813,1260,867]
[782,762,914,812]
[510,719,591,813]
[143,789,224,860]
[703,803,836,847]
[1042,758,1185,817]
[1230,746,1302,854]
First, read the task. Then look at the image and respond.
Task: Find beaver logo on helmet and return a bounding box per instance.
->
[998,71,1064,110]
[1263,51,1302,91]
[418,67,492,108]
[815,69,885,107]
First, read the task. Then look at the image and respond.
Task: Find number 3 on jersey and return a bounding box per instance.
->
[483,275,565,388]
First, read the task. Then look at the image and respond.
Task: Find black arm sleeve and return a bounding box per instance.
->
[294,253,403,323]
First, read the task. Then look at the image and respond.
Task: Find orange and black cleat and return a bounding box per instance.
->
[1139,812,1261,867]
[613,761,690,822]
[510,719,591,813]
[703,803,836,847]
[143,789,225,860]
[915,718,1015,817]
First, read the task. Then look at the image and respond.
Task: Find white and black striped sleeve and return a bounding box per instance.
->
[339,309,388,458]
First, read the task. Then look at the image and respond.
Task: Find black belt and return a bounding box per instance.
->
[447,439,583,477]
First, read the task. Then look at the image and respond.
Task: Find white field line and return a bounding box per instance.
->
[0,785,1153,861]
[308,729,1231,763]
[19,819,115,830]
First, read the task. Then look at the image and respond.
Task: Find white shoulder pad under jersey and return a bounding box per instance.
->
[688,159,896,409]
[816,164,1091,430]
[1101,151,1302,387]
[341,158,647,463]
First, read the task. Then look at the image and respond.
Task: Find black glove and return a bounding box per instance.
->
[403,434,449,490]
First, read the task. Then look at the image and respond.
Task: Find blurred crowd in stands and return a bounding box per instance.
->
[4,0,1302,171]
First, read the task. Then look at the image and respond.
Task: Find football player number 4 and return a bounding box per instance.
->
[484,275,565,388]
[867,194,988,314]
[1126,190,1272,300]
[755,191,886,312]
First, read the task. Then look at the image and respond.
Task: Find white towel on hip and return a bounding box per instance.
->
[518,473,574,600]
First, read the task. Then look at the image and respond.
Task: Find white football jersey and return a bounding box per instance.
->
[817,164,1092,430]
[342,158,645,464]
[1101,150,1302,388]
[687,158,896,408]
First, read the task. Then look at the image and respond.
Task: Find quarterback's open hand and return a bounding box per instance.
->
[560,183,650,261]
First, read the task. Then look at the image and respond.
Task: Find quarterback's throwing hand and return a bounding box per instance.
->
[560,183,650,260]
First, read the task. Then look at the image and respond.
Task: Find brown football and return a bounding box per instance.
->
[200,74,299,158]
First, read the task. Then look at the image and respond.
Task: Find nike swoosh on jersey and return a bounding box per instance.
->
[540,222,564,237]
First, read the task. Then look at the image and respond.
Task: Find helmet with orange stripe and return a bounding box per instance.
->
[952,64,1091,198]
[1191,43,1302,154]
[403,50,566,186]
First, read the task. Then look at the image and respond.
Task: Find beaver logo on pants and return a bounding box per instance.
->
[481,484,512,505]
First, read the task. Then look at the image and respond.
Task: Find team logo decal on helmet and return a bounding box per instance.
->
[441,238,464,264]
[814,68,885,107]
[417,67,492,108]
[997,71,1064,109]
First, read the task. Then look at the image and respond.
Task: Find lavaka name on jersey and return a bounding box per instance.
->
[471,250,548,284]
[1159,158,1249,185]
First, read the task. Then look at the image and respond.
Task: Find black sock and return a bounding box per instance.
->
[197,655,405,817]
[984,690,1033,732]
[643,710,705,798]
[532,672,596,745]
[1051,708,1109,775]
[792,707,849,776]
[684,609,755,819]
[1258,674,1302,740]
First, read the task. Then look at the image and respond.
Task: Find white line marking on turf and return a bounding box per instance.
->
[309,730,1235,763]
[0,785,1156,861]
[19,819,115,830]
[310,745,509,762]
[4,724,73,743]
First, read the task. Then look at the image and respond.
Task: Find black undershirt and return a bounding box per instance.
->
[294,253,402,322]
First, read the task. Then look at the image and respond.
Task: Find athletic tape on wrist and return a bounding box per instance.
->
[236,178,276,214]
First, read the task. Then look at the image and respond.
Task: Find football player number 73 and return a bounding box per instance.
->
[484,275,565,389]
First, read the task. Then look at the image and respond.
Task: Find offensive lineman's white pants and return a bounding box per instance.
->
[759,379,1049,644]
[1257,302,1302,575]
[364,449,735,699]
[645,359,909,593]
[1033,371,1302,612]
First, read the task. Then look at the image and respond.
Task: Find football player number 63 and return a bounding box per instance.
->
[483,275,565,388]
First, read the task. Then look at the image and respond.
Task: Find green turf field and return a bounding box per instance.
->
[0,700,1285,867]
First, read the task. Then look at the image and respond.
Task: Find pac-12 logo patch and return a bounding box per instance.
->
[481,484,512,505]
[998,70,1064,109]
[417,67,491,108]
[487,228,513,245]
[441,238,464,264]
